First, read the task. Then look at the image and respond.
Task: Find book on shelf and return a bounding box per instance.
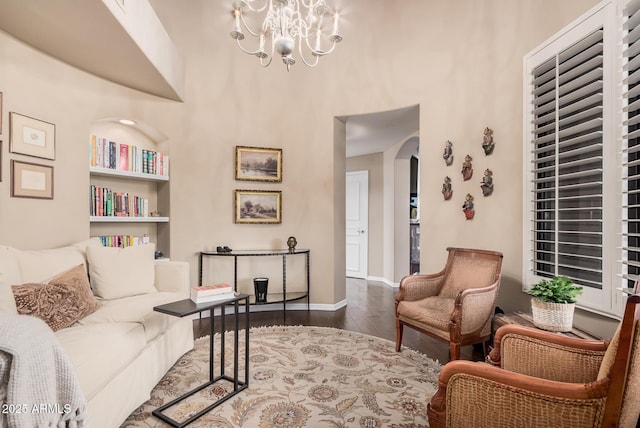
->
[191,283,233,299]
[89,185,150,217]
[190,291,236,304]
[96,234,150,248]
[89,134,169,177]
[119,144,129,171]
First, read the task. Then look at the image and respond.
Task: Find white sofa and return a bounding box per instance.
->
[0,238,194,428]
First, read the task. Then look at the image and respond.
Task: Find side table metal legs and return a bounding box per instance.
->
[152,297,249,427]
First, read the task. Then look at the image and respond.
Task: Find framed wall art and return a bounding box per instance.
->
[0,92,3,134]
[235,145,282,182]
[11,159,54,199]
[234,189,281,224]
[9,112,56,160]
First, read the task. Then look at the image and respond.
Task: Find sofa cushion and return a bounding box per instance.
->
[54,322,146,400]
[11,265,102,331]
[10,238,101,284]
[77,291,186,342]
[0,246,21,314]
[87,243,156,300]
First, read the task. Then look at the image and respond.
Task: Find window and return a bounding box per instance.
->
[530,29,604,287]
[623,0,640,292]
[524,1,622,317]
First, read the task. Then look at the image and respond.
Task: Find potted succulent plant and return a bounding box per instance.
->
[527,276,583,332]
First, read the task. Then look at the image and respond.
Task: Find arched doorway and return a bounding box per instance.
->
[341,105,419,286]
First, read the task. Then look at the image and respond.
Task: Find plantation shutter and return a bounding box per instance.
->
[531,28,604,289]
[623,0,640,288]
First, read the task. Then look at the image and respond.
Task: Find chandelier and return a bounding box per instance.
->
[230,0,343,71]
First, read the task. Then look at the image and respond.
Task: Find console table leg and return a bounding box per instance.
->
[282,255,287,324]
[306,252,310,312]
[245,296,250,387]
[233,300,239,392]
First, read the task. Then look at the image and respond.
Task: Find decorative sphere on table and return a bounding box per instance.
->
[287,236,297,253]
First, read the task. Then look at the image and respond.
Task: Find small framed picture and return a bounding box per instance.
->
[11,160,54,199]
[234,189,281,224]
[235,145,282,182]
[9,112,56,160]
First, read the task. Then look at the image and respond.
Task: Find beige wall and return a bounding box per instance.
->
[0,30,181,250]
[0,1,608,326]
[346,153,384,278]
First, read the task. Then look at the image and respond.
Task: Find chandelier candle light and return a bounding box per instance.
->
[230,0,343,71]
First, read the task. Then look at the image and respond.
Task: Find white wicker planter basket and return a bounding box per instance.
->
[531,298,575,332]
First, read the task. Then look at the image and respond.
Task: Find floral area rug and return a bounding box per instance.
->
[121,326,442,427]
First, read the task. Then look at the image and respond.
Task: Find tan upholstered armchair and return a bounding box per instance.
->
[395,247,503,360]
[427,294,640,428]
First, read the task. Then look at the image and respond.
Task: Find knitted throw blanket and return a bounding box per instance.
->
[0,314,87,428]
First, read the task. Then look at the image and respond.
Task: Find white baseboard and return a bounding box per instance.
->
[311,299,347,311]
[367,276,399,288]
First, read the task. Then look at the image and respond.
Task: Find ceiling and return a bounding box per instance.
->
[0,0,183,101]
[0,1,418,154]
[344,105,420,158]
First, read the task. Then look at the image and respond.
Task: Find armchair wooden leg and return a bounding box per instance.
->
[449,342,461,360]
[395,319,403,352]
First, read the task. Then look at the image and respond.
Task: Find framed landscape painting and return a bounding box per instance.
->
[235,146,282,182]
[235,190,281,224]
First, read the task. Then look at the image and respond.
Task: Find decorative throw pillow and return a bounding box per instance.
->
[87,243,156,300]
[11,264,102,331]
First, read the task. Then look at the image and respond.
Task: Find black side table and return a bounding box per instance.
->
[152,294,250,427]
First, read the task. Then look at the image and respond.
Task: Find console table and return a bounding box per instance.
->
[199,249,310,320]
[152,294,250,427]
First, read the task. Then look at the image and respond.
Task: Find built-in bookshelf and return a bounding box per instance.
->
[89,123,171,256]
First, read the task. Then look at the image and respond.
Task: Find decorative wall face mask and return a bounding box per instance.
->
[443,140,454,166]
[442,176,453,201]
[462,193,475,220]
[482,127,495,155]
[461,154,473,181]
[481,168,494,196]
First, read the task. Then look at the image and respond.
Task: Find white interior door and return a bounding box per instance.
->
[346,171,368,279]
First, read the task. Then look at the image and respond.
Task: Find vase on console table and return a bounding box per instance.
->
[254,277,269,303]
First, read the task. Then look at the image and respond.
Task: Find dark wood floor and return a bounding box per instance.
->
[193,277,484,363]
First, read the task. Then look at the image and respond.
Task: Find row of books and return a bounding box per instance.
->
[89,135,169,176]
[90,185,150,217]
[96,234,150,248]
[190,283,235,303]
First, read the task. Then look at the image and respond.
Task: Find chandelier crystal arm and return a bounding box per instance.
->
[235,37,273,58]
[229,0,342,70]
[234,0,270,13]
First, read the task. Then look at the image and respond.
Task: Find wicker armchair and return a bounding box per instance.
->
[427,294,640,428]
[395,247,503,360]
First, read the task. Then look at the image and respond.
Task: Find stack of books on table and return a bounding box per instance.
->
[190,283,235,304]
